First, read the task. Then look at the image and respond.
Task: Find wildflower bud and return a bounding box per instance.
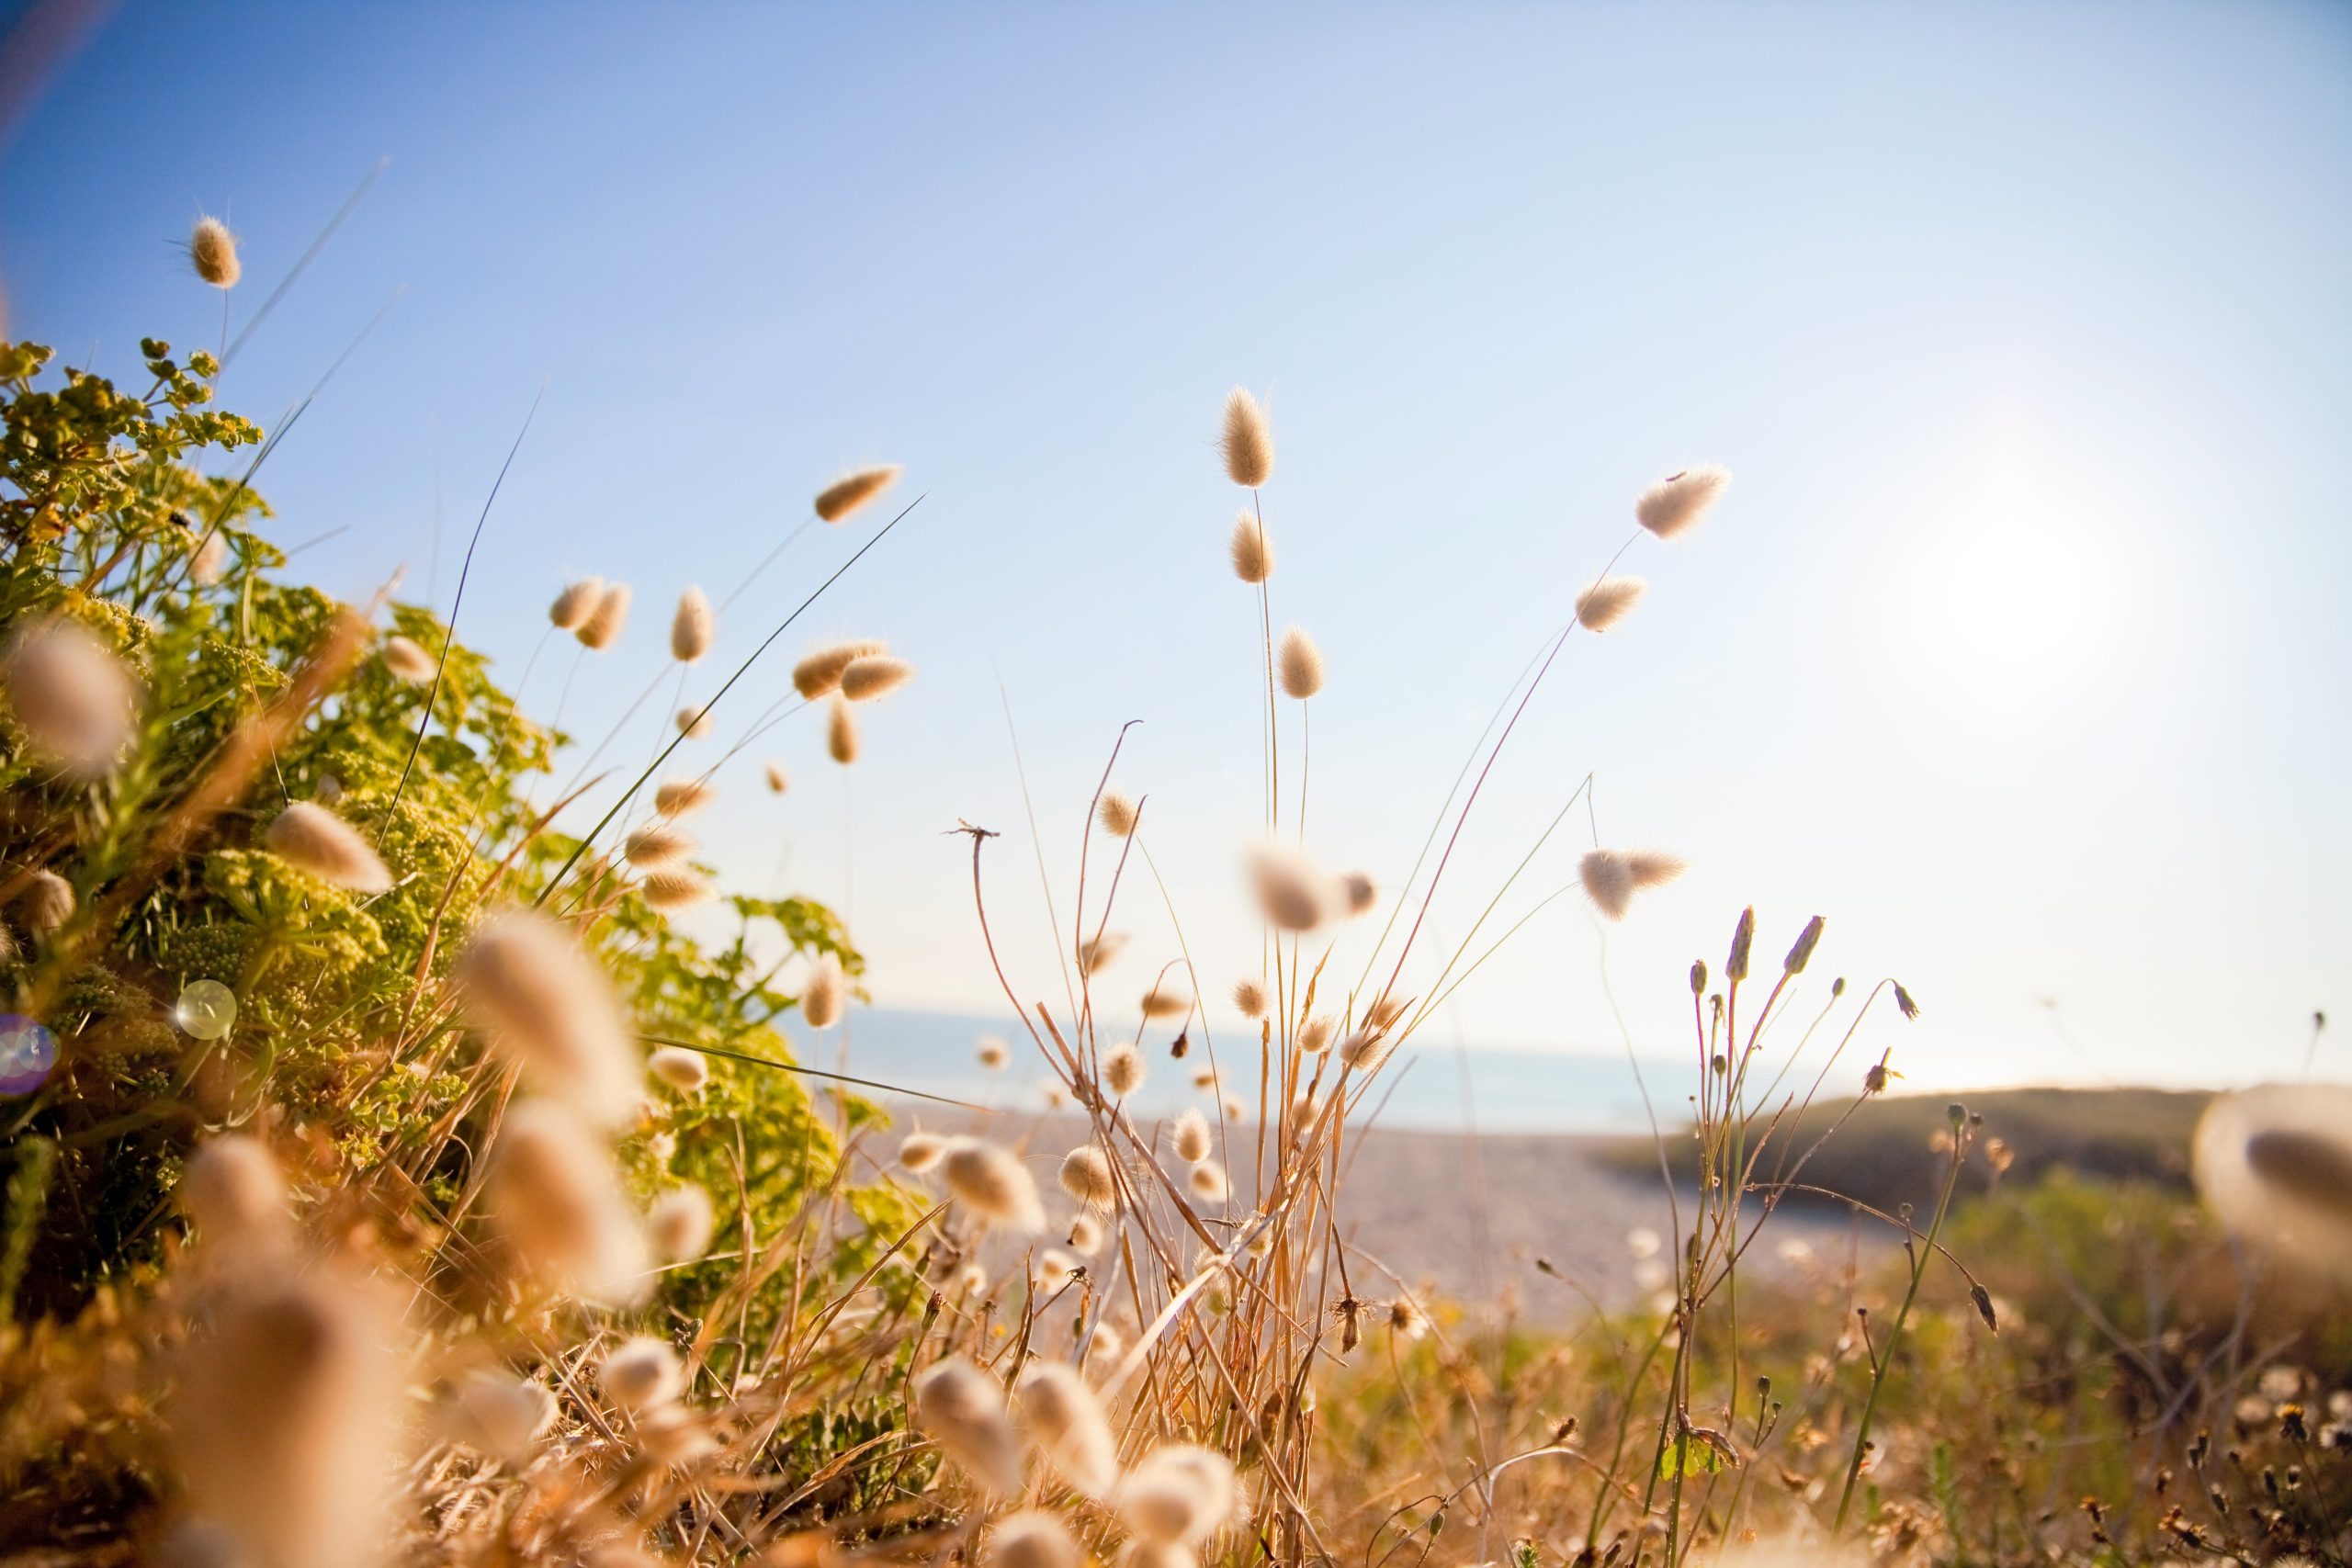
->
[1970,1283,1999,1333]
[1947,1101,1968,1129]
[1690,960,1707,997]
[1725,908,1756,983]
[1782,915,1825,976]
[1831,976,1847,998]
[1894,982,1920,1020]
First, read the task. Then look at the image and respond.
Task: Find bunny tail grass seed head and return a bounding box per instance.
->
[1231,977,1267,1019]
[977,1033,1012,1069]
[18,869,74,933]
[1058,1144,1117,1211]
[942,1137,1046,1232]
[2194,1082,2352,1283]
[1139,982,1191,1020]
[763,759,789,794]
[827,694,860,763]
[647,1045,708,1094]
[168,1273,400,1568]
[1068,1210,1104,1254]
[1636,463,1732,539]
[624,821,695,869]
[2,615,137,775]
[839,653,913,701]
[899,1132,948,1173]
[600,1336,684,1413]
[791,638,888,699]
[577,581,631,649]
[1339,1026,1396,1074]
[1098,790,1139,838]
[1077,932,1128,976]
[549,576,604,630]
[674,704,714,739]
[178,1134,290,1251]
[489,1100,650,1303]
[189,215,242,288]
[1340,870,1377,918]
[989,1510,1082,1568]
[800,953,846,1030]
[1626,849,1688,890]
[1172,1107,1214,1164]
[1228,509,1273,584]
[670,585,714,662]
[1298,1014,1335,1055]
[1277,624,1324,699]
[456,908,642,1127]
[381,635,437,684]
[813,464,901,524]
[1250,846,1330,931]
[454,1374,557,1461]
[1575,576,1647,633]
[1188,1160,1229,1203]
[264,801,392,894]
[1119,1443,1239,1546]
[1219,388,1273,488]
[649,1183,716,1261]
[639,868,710,910]
[1015,1362,1118,1497]
[1581,848,1680,921]
[652,775,715,817]
[1102,1041,1147,1098]
[915,1356,1024,1495]
[189,528,229,585]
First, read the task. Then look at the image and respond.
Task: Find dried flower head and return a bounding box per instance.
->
[801,953,846,1030]
[17,869,74,934]
[977,1033,1011,1069]
[1140,982,1191,1021]
[1172,1108,1214,1164]
[1098,790,1140,838]
[1119,1442,1238,1545]
[1015,1362,1118,1496]
[178,1134,290,1251]
[1250,846,1329,931]
[914,1356,1023,1495]
[1188,1160,1229,1204]
[989,1510,1081,1568]
[1231,978,1268,1019]
[1059,1144,1117,1211]
[640,868,710,910]
[381,635,437,684]
[671,585,714,662]
[489,1101,650,1301]
[942,1138,1046,1232]
[189,216,241,288]
[1575,576,1647,633]
[653,776,715,817]
[647,1045,708,1094]
[1228,510,1273,583]
[264,801,392,894]
[1636,464,1732,539]
[814,465,902,524]
[648,1184,716,1262]
[827,694,860,764]
[624,821,695,869]
[1277,625,1324,699]
[1388,1294,1430,1341]
[839,654,913,701]
[899,1132,948,1174]
[763,760,789,794]
[1220,389,1273,488]
[1102,1042,1146,1098]
[791,639,888,699]
[2,615,137,774]
[549,576,603,630]
[674,705,715,739]
[169,1273,399,1568]
[600,1336,684,1413]
[577,581,632,649]
[457,909,641,1126]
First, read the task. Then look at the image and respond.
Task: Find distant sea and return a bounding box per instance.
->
[812,1008,1686,1135]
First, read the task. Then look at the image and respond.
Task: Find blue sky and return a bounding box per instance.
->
[4,2,2348,1098]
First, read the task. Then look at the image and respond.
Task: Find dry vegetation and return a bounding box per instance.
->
[0,213,2346,1568]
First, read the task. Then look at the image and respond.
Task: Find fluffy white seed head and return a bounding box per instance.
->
[624,822,695,869]
[1220,389,1273,488]
[1635,464,1732,539]
[942,1138,1046,1232]
[1228,511,1272,583]
[1139,982,1191,1021]
[1338,870,1377,918]
[1250,847,1330,932]
[189,216,241,288]
[454,1373,558,1461]
[548,577,603,631]
[647,1045,708,1094]
[790,639,888,700]
[1068,1211,1104,1255]
[1098,790,1139,838]
[648,1184,716,1262]
[1575,576,1647,633]
[489,1100,649,1303]
[801,953,846,1030]
[1,615,136,775]
[1172,1109,1214,1165]
[263,801,392,894]
[639,868,710,911]
[1015,1361,1118,1497]
[17,869,74,934]
[178,1134,290,1252]
[813,466,902,524]
[899,1132,948,1174]
[1058,1144,1117,1211]
[1119,1443,1238,1545]
[457,909,641,1126]
[1297,1015,1335,1055]
[1102,1042,1146,1098]
[653,776,715,817]
[913,1357,1023,1495]
[190,529,230,586]
[670,585,714,663]
[839,654,913,701]
[674,705,714,739]
[989,1510,1081,1568]
[577,582,632,649]
[1339,1027,1396,1074]
[1232,978,1267,1020]
[380,636,436,684]
[976,1033,1012,1069]
[1579,848,1687,920]
[827,694,860,764]
[1276,625,1324,699]
[600,1336,684,1413]
[1188,1161,1229,1204]
[1078,932,1127,977]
